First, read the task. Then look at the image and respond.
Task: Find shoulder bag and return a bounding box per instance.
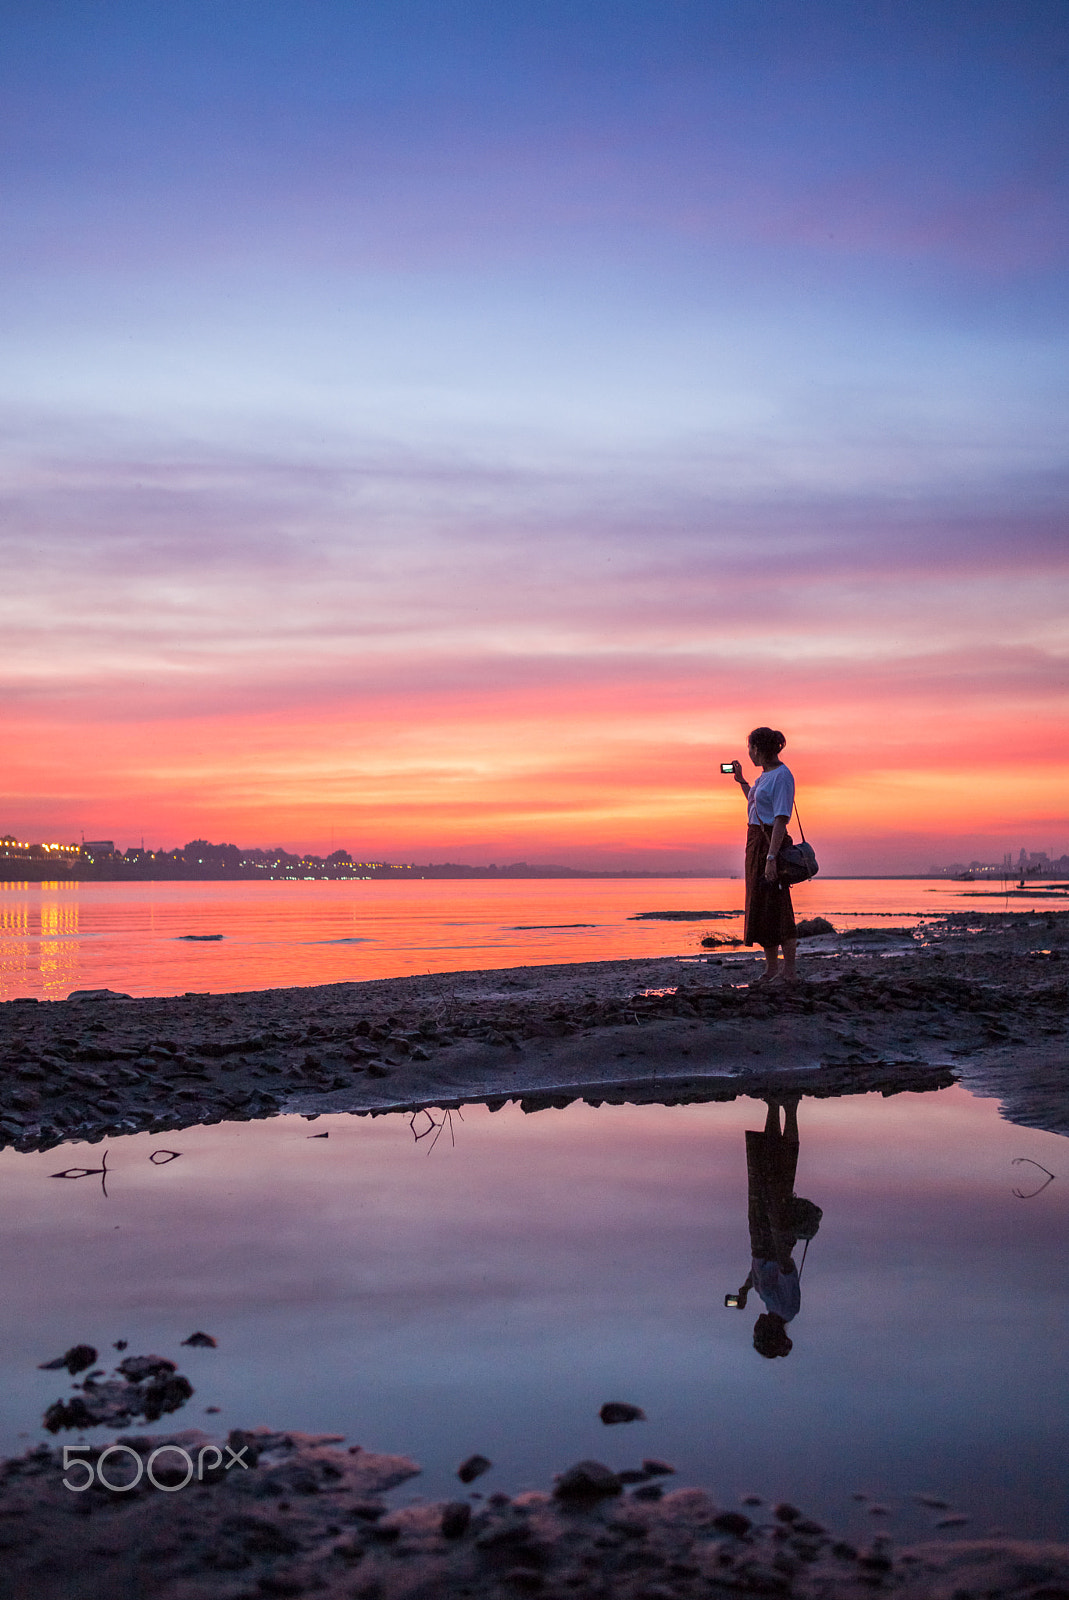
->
[774,802,819,884]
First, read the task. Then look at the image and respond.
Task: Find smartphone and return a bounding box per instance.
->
[720,762,736,774]
[724,1294,742,1307]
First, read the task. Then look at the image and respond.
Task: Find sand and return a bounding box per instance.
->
[2,908,1066,1149]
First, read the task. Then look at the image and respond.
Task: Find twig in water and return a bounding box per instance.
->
[51,1148,109,1197]
[1011,1157,1055,1199]
[408,1106,463,1152]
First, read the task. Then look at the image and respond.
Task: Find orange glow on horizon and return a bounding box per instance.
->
[5,671,1066,873]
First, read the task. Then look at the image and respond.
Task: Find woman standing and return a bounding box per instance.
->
[730,726,797,984]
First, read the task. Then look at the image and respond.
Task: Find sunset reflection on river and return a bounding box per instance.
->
[1,1085,1065,1541]
[0,877,1053,1001]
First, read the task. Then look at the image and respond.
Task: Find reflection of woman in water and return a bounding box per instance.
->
[726,1097,820,1359]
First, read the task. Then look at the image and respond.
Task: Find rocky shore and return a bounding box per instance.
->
[1,910,1066,1150]
[2,1425,1068,1600]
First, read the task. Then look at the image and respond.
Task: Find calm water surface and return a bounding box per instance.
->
[1,1086,1065,1540]
[0,877,1051,1001]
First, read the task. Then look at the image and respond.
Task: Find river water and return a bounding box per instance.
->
[0,876,1052,1001]
[0,1087,1065,1539]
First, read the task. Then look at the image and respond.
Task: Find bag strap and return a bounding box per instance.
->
[763,799,806,844]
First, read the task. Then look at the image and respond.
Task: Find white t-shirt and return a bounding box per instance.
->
[751,1257,801,1321]
[747,764,795,826]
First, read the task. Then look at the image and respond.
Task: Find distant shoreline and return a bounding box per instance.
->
[1,870,1062,885]
[2,866,716,883]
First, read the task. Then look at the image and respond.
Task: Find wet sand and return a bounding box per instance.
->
[2,1425,1068,1600]
[1,909,1066,1150]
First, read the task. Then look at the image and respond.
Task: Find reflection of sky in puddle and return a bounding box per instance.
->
[1,1086,1066,1540]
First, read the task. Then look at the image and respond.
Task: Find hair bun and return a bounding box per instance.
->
[748,726,787,759]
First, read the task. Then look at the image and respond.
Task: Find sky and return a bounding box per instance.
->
[2,0,1067,872]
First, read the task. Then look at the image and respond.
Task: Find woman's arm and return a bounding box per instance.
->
[731,760,751,797]
[763,814,789,882]
[726,1272,754,1309]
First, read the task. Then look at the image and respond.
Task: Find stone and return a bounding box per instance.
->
[457,1453,492,1484]
[348,1501,387,1522]
[554,1461,622,1501]
[118,1354,176,1381]
[38,1344,97,1375]
[713,1512,752,1537]
[441,1501,472,1538]
[599,1402,646,1425]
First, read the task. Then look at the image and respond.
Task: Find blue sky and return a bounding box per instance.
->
[2,1,1067,866]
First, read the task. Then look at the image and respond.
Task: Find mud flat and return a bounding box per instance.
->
[2,1425,1068,1600]
[1,910,1066,1150]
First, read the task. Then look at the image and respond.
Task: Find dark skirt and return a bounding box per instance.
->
[744,823,797,948]
[745,1127,799,1262]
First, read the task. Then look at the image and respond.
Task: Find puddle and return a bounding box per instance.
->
[0,1086,1066,1541]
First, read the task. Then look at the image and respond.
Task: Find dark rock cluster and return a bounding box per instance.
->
[1,1427,1066,1599]
[42,1352,194,1433]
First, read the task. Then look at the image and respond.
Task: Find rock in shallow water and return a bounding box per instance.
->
[38,1344,97,1375]
[599,1401,646,1425]
[41,1351,194,1431]
[440,1501,472,1538]
[457,1452,492,1484]
[553,1460,622,1500]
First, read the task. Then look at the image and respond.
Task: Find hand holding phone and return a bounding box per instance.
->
[721,762,736,775]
